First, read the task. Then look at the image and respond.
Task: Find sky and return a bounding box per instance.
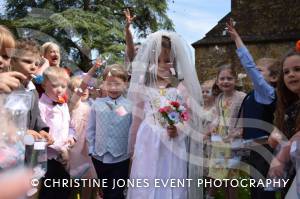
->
[166,0,231,45]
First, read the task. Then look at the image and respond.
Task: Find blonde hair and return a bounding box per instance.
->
[203,79,215,88]
[68,76,82,92]
[41,42,60,56]
[103,64,128,82]
[43,67,70,84]
[257,58,280,77]
[0,25,15,57]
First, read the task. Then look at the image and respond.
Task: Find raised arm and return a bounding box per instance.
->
[226,19,275,104]
[68,58,103,111]
[124,8,136,62]
[226,18,244,48]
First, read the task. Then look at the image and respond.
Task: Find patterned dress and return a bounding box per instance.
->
[208,91,246,179]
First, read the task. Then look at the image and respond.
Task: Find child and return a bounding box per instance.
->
[268,45,300,197]
[41,42,61,67]
[68,76,99,199]
[202,79,217,177]
[202,79,217,130]
[68,58,104,111]
[38,67,75,199]
[0,25,26,93]
[86,64,132,199]
[33,42,62,96]
[206,64,246,199]
[11,39,52,142]
[0,25,15,72]
[127,31,203,199]
[226,19,280,199]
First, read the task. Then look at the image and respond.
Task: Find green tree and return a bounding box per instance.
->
[3,0,174,71]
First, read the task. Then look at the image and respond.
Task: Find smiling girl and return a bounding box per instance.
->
[206,64,246,199]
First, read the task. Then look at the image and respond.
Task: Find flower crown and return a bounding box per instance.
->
[296,40,300,52]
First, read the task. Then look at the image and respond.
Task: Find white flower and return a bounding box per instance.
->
[178,105,185,112]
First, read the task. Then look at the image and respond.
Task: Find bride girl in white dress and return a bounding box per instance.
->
[127,31,204,199]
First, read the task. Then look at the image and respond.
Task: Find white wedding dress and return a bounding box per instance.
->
[127,87,187,199]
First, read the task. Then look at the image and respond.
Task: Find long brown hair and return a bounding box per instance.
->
[275,50,300,138]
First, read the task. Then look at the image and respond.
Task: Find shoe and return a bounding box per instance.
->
[70,163,90,179]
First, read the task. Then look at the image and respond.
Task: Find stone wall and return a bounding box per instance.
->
[232,0,300,38]
[194,0,300,85]
[195,41,295,83]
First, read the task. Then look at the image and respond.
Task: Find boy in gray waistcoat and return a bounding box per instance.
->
[87,64,132,199]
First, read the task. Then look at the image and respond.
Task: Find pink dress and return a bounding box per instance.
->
[69,101,97,179]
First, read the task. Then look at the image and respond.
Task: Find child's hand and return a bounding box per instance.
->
[226,18,240,41]
[26,130,43,140]
[232,130,242,139]
[39,130,54,145]
[124,8,136,29]
[65,137,76,147]
[203,133,210,141]
[268,157,285,178]
[37,57,50,75]
[167,125,178,138]
[0,72,26,93]
[203,130,213,141]
[223,135,231,143]
[268,128,283,149]
[58,147,70,169]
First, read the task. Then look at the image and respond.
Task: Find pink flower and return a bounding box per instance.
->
[159,107,166,113]
[159,106,172,113]
[181,111,189,121]
[170,101,180,108]
[164,106,172,112]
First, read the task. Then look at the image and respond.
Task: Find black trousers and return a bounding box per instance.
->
[249,144,276,199]
[38,159,71,199]
[92,158,130,199]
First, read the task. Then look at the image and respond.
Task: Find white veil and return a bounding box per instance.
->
[128,31,204,199]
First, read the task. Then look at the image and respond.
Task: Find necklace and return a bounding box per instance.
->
[159,86,167,96]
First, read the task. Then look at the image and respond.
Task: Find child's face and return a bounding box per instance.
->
[44,78,68,102]
[257,65,277,84]
[257,65,271,81]
[202,85,214,104]
[81,88,89,101]
[217,69,236,93]
[157,48,172,80]
[12,52,39,81]
[45,46,60,67]
[283,55,300,97]
[104,76,126,99]
[0,49,12,73]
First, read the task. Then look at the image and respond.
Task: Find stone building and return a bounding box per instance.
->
[192,0,300,83]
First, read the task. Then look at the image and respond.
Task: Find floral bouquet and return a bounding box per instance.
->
[158,101,189,126]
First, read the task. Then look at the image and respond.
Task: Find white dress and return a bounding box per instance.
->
[127,87,187,199]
